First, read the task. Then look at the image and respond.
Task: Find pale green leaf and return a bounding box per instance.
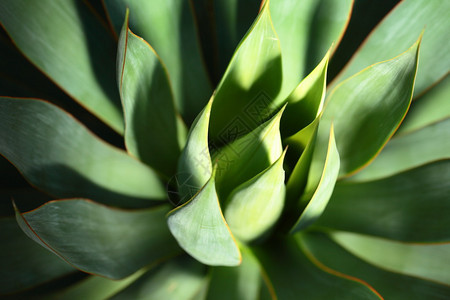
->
[16,199,180,280]
[167,172,241,266]
[225,149,286,242]
[0,0,123,133]
[0,98,165,208]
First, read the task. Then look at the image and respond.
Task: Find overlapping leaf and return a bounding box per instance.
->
[16,199,180,280]
[0,0,123,132]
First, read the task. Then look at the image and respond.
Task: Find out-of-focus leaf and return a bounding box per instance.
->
[331,231,450,286]
[349,118,450,182]
[291,126,340,233]
[213,106,284,199]
[16,199,180,280]
[225,149,286,242]
[177,100,213,203]
[209,1,282,142]
[117,11,182,176]
[167,172,241,266]
[206,246,262,300]
[252,236,382,299]
[0,97,165,208]
[332,0,450,97]
[314,38,419,177]
[104,0,212,124]
[270,0,353,98]
[281,50,329,137]
[110,255,207,300]
[316,160,450,242]
[0,0,123,133]
[0,217,75,295]
[300,231,450,299]
[397,75,450,135]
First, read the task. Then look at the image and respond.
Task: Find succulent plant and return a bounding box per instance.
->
[1,0,449,299]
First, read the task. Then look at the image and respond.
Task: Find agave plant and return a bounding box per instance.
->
[1,0,449,298]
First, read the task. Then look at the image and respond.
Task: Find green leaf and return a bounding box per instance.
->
[316,160,450,242]
[16,199,180,280]
[118,11,182,176]
[110,255,207,300]
[213,106,284,199]
[209,1,283,142]
[270,0,353,98]
[332,0,450,97]
[349,118,450,182]
[177,100,213,203]
[167,171,241,266]
[397,75,450,135]
[0,217,75,295]
[316,38,420,177]
[206,246,262,300]
[252,236,382,299]
[225,149,286,242]
[0,97,165,208]
[331,231,450,286]
[0,0,123,133]
[291,125,340,233]
[104,0,212,123]
[300,231,450,299]
[281,50,329,137]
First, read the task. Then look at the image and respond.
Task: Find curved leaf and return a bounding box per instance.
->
[167,171,241,266]
[0,0,123,133]
[225,149,286,242]
[349,118,450,182]
[316,160,450,242]
[111,255,207,300]
[16,199,180,280]
[0,97,165,208]
[300,231,450,299]
[291,125,340,233]
[316,37,420,177]
[252,236,382,299]
[270,0,353,98]
[176,100,213,203]
[331,231,450,286]
[213,106,284,199]
[209,1,283,142]
[332,0,450,96]
[104,0,212,123]
[118,11,182,176]
[0,217,75,295]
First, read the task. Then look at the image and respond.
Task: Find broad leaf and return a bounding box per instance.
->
[0,97,165,208]
[206,246,262,300]
[0,0,123,133]
[176,100,213,203]
[315,38,420,177]
[209,1,283,142]
[104,0,212,123]
[253,236,382,299]
[225,149,286,242]
[16,199,180,280]
[213,106,284,199]
[270,0,353,98]
[349,118,450,182]
[291,125,340,233]
[332,0,450,96]
[167,171,241,266]
[331,231,450,286]
[111,255,207,300]
[300,231,450,299]
[0,217,75,295]
[118,11,182,176]
[316,160,450,242]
